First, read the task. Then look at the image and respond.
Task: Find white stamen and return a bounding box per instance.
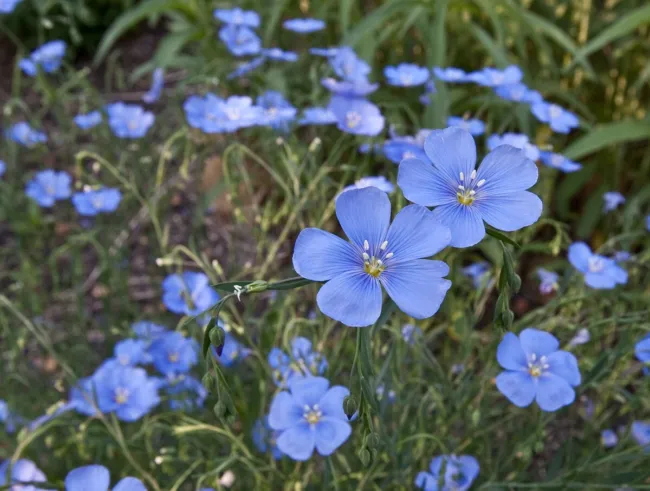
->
[530,353,537,362]
[458,185,465,190]
[363,240,369,251]
[477,179,486,187]
[470,169,477,180]
[459,172,465,182]
[380,240,388,251]
[362,252,370,261]
[385,252,394,259]
[303,404,310,411]
[376,259,383,266]
[469,190,476,196]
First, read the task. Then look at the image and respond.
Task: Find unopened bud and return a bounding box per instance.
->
[343,395,358,420]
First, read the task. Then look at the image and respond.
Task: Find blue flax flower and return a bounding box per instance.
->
[531,102,579,133]
[143,68,164,103]
[293,187,451,327]
[19,40,66,76]
[328,96,384,136]
[399,127,542,248]
[132,321,168,340]
[0,459,48,490]
[262,48,298,62]
[447,116,485,136]
[106,103,154,138]
[602,191,625,212]
[25,170,71,207]
[219,25,261,56]
[283,18,325,33]
[537,268,559,294]
[539,151,582,173]
[299,107,337,125]
[184,95,262,133]
[93,363,160,421]
[0,0,22,14]
[496,328,581,412]
[72,187,121,216]
[310,46,339,57]
[382,137,427,164]
[227,56,265,79]
[213,330,252,367]
[74,110,102,130]
[269,337,328,387]
[634,333,650,367]
[0,160,5,177]
[329,47,370,82]
[253,416,284,459]
[114,339,149,366]
[257,90,297,129]
[402,324,423,344]
[462,262,491,289]
[568,242,627,289]
[415,454,480,491]
[632,421,650,450]
[321,77,378,97]
[68,377,98,416]
[468,65,523,86]
[376,384,396,402]
[384,63,429,87]
[340,176,394,195]
[268,376,351,461]
[419,79,437,105]
[646,215,650,231]
[162,374,207,411]
[487,132,540,161]
[65,465,145,491]
[7,122,47,147]
[149,331,198,376]
[494,83,543,104]
[213,7,260,27]
[432,66,468,83]
[162,271,219,316]
[601,429,618,448]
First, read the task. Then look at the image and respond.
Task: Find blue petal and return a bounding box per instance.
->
[65,465,110,491]
[315,417,352,455]
[584,271,617,289]
[292,228,358,281]
[316,271,383,327]
[429,456,443,476]
[457,455,480,482]
[385,205,451,262]
[317,386,350,419]
[268,391,304,430]
[335,187,391,249]
[495,371,536,407]
[397,158,456,206]
[423,127,477,185]
[113,477,147,491]
[289,376,330,407]
[567,242,592,273]
[415,471,438,491]
[276,422,316,461]
[519,328,559,357]
[381,259,451,319]
[546,351,581,386]
[535,373,575,411]
[476,144,538,195]
[497,332,528,370]
[291,337,313,358]
[475,191,542,231]
[634,336,650,363]
[431,203,485,248]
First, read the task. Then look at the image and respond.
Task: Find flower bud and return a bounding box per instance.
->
[343,395,358,420]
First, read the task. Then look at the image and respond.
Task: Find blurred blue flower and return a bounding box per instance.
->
[72,187,122,216]
[219,25,261,56]
[162,374,207,411]
[283,18,325,33]
[268,376,351,461]
[0,0,22,14]
[227,56,265,79]
[468,65,523,86]
[184,95,262,133]
[613,251,631,263]
[537,268,559,294]
[419,80,437,105]
[568,328,590,347]
[132,321,168,340]
[65,465,146,491]
[539,151,582,173]
[6,122,47,147]
[447,116,485,136]
[106,102,154,138]
[149,331,198,376]
[298,107,337,126]
[143,68,164,104]
[114,339,149,366]
[632,421,650,450]
[310,46,339,57]
[415,454,480,491]
[382,138,427,164]
[494,83,543,104]
[213,330,252,367]
[19,40,66,76]
[268,337,328,387]
[496,328,581,411]
[329,47,370,82]
[213,7,260,27]
[531,102,579,133]
[568,242,628,289]
[600,429,618,448]
[0,459,48,490]
[25,170,71,207]
[432,66,468,82]
[0,160,5,177]
[293,187,451,327]
[487,132,540,161]
[646,215,650,231]
[74,110,102,130]
[253,416,284,459]
[257,90,297,129]
[602,191,625,212]
[399,127,542,248]
[0,400,23,434]
[162,271,220,316]
[328,96,384,136]
[340,176,394,195]
[68,376,98,416]
[462,261,491,289]
[635,333,650,366]
[321,77,378,97]
[376,384,396,402]
[262,47,298,62]
[93,363,160,421]
[402,324,423,345]
[384,63,429,87]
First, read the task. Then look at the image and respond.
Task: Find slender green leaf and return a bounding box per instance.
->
[212,280,254,293]
[469,24,510,67]
[268,277,315,291]
[564,121,650,160]
[486,228,521,249]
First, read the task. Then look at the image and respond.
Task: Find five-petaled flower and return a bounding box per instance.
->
[531,102,579,133]
[415,454,480,491]
[568,242,628,289]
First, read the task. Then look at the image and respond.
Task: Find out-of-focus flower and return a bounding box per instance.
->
[257,90,297,129]
[114,339,149,366]
[463,262,491,289]
[261,48,298,62]
[447,116,485,136]
[0,0,22,14]
[149,331,198,376]
[487,133,540,161]
[161,272,220,317]
[162,374,207,411]
[432,66,468,83]
[321,77,378,97]
[568,242,628,289]
[382,137,427,165]
[213,7,260,27]
[602,191,625,212]
[6,122,47,147]
[601,429,618,448]
[329,47,370,82]
[227,56,265,79]
[106,102,154,139]
[415,454,480,491]
[184,95,263,133]
[298,107,337,126]
[143,68,164,103]
[537,268,559,294]
[568,328,590,347]
[494,83,543,104]
[219,25,262,56]
[0,459,48,490]
[631,421,650,450]
[283,18,325,33]
[635,333,650,367]
[402,324,423,345]
[340,176,394,195]
[468,65,523,86]
[25,170,71,207]
[213,329,252,367]
[328,96,384,136]
[72,188,122,216]
[252,416,284,459]
[74,111,103,130]
[384,63,429,87]
[268,337,327,387]
[64,464,146,491]
[19,40,66,76]
[531,102,579,133]
[539,151,582,173]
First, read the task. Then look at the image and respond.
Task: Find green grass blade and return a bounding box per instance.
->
[564,121,650,160]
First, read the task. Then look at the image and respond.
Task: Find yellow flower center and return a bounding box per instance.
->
[168,352,179,363]
[456,170,485,206]
[361,239,393,278]
[114,387,129,404]
[304,404,322,425]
